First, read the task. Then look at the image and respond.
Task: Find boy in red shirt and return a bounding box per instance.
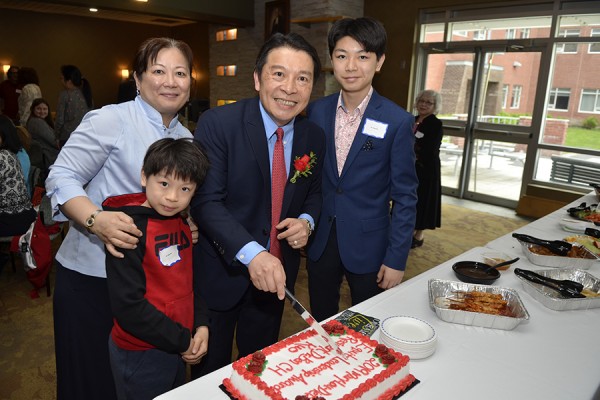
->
[104,138,210,400]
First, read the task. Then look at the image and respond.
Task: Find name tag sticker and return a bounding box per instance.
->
[362,118,388,139]
[415,131,424,139]
[159,244,181,267]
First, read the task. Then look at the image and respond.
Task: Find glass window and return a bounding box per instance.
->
[579,89,600,113]
[557,30,580,53]
[420,23,445,43]
[590,29,600,53]
[558,14,600,34]
[548,88,571,111]
[448,16,552,42]
[502,84,509,109]
[510,85,522,109]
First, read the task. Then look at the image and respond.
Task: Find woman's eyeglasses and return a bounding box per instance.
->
[417,99,435,106]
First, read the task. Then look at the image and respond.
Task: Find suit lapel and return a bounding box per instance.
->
[245,98,271,198]
[281,118,309,218]
[339,91,383,180]
[324,95,340,180]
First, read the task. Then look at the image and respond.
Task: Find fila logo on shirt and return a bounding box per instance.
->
[154,231,190,256]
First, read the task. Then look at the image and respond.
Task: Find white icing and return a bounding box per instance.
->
[228,330,411,400]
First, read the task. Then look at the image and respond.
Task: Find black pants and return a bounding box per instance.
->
[307,224,383,322]
[190,285,285,379]
[53,264,117,400]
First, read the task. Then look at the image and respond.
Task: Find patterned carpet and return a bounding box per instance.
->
[0,203,529,400]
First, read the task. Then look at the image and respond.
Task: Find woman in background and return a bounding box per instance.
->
[27,98,59,172]
[55,65,93,147]
[0,115,36,237]
[46,37,195,400]
[17,67,42,126]
[412,89,443,248]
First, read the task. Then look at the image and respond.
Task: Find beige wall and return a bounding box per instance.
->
[0,9,209,113]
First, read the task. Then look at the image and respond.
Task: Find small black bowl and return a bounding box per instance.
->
[452,261,500,285]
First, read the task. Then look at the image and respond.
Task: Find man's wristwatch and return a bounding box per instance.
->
[300,218,312,237]
[85,210,103,233]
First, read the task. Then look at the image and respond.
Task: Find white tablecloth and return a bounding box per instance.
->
[156,193,600,400]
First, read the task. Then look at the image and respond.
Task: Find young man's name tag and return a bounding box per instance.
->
[159,244,181,267]
[362,118,388,139]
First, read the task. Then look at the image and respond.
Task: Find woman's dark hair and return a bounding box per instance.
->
[328,17,387,59]
[0,115,23,154]
[17,67,39,86]
[61,65,93,109]
[29,98,54,128]
[132,38,194,83]
[255,32,321,83]
[142,138,209,186]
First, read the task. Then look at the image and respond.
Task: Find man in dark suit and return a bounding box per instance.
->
[306,17,418,322]
[190,32,325,377]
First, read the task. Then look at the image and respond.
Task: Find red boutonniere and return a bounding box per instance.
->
[290,152,317,183]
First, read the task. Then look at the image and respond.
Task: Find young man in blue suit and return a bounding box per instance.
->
[190,33,326,377]
[306,17,418,322]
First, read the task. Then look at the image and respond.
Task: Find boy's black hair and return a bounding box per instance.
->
[142,138,209,186]
[328,17,387,59]
[255,32,321,83]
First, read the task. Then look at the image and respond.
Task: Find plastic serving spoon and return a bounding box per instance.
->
[484,257,519,272]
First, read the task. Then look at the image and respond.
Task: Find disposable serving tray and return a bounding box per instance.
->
[428,279,529,330]
[518,241,599,270]
[515,268,600,311]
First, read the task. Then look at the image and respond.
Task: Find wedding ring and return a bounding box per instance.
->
[294,240,298,246]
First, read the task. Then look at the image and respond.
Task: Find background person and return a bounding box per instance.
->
[306,17,418,322]
[0,114,36,236]
[412,89,443,248]
[190,32,325,378]
[26,98,59,173]
[17,67,42,126]
[55,65,93,147]
[45,37,195,400]
[0,66,21,125]
[105,138,210,400]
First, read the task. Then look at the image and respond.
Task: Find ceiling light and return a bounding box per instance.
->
[89,8,98,12]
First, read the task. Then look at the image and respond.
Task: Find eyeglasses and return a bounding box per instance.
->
[417,99,435,106]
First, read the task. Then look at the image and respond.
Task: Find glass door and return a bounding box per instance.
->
[421,47,542,208]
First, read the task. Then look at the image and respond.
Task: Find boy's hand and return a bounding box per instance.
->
[181,326,209,364]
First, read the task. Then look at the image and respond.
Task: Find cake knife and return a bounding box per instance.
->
[284,287,343,354]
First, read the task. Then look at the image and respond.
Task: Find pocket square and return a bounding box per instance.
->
[362,140,374,151]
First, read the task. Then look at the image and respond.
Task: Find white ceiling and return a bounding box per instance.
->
[0,0,254,27]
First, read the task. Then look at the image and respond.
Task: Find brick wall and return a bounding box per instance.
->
[209,0,363,108]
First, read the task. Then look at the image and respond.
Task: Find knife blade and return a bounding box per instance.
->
[284,287,343,354]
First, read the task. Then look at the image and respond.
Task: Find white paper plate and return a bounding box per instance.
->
[381,316,436,344]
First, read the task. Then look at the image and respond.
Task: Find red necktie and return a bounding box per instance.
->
[270,128,286,260]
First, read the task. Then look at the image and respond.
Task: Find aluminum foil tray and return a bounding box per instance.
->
[428,279,529,330]
[518,241,598,270]
[516,268,600,311]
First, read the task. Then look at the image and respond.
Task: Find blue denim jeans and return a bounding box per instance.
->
[108,336,186,400]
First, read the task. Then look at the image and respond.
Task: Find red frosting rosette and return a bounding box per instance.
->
[323,320,346,335]
[247,351,267,375]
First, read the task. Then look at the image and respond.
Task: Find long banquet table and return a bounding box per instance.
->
[156,192,600,400]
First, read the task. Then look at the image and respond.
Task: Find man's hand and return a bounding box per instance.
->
[376,264,405,289]
[277,218,310,249]
[248,251,286,300]
[90,211,142,258]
